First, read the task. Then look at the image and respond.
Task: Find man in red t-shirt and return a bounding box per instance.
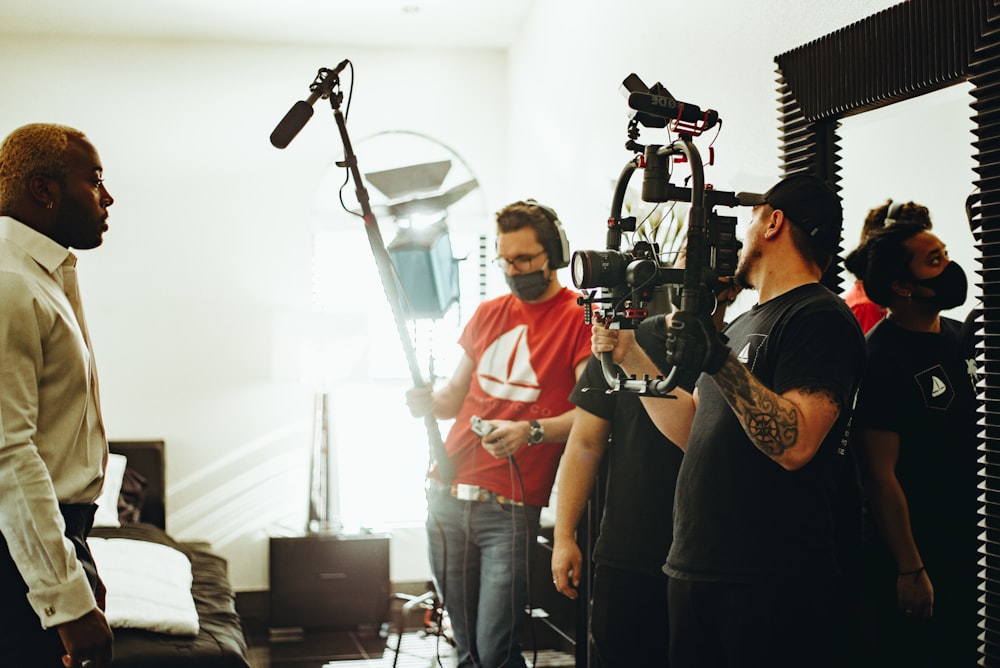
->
[407,200,590,668]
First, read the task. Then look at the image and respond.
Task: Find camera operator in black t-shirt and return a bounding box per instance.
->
[551,279,738,667]
[592,174,866,668]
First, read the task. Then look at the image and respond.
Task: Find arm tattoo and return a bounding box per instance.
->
[713,358,799,457]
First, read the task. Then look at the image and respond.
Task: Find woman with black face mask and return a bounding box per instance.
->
[850,219,979,667]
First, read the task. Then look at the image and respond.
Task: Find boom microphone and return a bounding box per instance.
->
[269,59,350,149]
[627,91,719,131]
[270,95,319,149]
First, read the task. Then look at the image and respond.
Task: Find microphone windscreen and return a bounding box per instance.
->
[270,101,314,149]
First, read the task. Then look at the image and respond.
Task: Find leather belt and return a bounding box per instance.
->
[428,479,525,507]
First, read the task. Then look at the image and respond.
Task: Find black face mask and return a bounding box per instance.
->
[910,260,968,310]
[506,270,551,301]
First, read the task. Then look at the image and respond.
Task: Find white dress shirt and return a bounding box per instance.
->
[0,216,107,628]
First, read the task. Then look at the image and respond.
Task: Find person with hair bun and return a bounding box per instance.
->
[843,200,933,333]
[850,218,978,666]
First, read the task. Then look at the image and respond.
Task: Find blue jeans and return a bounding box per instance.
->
[426,484,541,668]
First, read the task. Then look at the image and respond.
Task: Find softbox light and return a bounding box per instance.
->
[388,219,461,319]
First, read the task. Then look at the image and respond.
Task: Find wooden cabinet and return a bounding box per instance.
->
[269,532,391,632]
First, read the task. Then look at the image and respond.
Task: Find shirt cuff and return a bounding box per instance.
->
[26,569,97,629]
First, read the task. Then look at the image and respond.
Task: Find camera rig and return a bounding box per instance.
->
[572,74,742,396]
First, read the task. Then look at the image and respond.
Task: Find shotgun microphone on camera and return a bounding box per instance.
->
[627,91,719,131]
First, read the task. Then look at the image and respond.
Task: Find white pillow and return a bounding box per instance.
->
[87,536,199,635]
[94,453,128,528]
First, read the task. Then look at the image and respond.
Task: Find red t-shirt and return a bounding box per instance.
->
[844,280,885,334]
[437,287,591,507]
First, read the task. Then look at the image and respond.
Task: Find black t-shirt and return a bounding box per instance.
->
[570,316,683,578]
[852,316,978,568]
[665,283,866,583]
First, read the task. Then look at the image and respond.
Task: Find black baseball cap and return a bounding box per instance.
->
[736,174,843,253]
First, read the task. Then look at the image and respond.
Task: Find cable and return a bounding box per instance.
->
[427,514,452,668]
[510,456,538,668]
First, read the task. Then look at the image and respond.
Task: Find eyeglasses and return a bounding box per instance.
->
[493,250,547,273]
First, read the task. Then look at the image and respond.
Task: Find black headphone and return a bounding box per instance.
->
[525,199,570,269]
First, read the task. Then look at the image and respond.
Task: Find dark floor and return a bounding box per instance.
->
[246,629,575,668]
[246,628,447,667]
[243,581,579,667]
[244,589,454,667]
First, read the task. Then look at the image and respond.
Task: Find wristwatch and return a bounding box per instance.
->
[527,420,545,445]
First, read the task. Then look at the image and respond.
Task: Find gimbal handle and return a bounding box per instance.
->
[599,136,707,396]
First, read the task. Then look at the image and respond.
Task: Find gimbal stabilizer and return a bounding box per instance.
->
[572,74,740,396]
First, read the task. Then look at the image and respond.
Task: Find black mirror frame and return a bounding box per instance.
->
[774,0,994,656]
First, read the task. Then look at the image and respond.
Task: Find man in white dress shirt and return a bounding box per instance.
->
[0,123,115,668]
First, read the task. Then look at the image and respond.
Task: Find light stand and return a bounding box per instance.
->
[272,70,458,659]
[306,391,342,534]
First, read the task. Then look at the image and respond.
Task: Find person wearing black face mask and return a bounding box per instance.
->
[850,219,979,667]
[405,200,590,668]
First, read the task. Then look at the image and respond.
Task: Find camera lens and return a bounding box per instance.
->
[571,252,593,288]
[571,250,628,289]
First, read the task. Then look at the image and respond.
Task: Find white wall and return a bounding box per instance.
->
[507,0,906,257]
[2,0,940,592]
[0,36,507,589]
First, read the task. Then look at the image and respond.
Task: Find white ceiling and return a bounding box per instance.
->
[0,0,534,48]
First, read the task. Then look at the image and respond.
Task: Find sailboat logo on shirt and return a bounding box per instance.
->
[914,364,953,410]
[478,324,541,402]
[735,334,767,371]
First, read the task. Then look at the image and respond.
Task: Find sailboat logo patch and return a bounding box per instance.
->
[478,324,541,402]
[914,365,953,410]
[735,334,767,371]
